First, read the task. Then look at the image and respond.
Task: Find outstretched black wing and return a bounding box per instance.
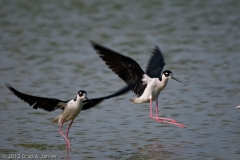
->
[5,83,67,112]
[82,85,131,110]
[91,41,146,97]
[145,45,165,80]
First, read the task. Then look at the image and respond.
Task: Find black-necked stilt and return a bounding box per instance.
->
[5,83,130,150]
[5,83,92,150]
[236,105,240,108]
[91,41,186,128]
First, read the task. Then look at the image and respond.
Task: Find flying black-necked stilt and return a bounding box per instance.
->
[5,83,130,150]
[91,41,186,128]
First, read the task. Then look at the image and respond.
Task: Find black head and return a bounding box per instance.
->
[162,70,182,83]
[77,90,93,103]
[78,90,87,97]
[163,70,173,77]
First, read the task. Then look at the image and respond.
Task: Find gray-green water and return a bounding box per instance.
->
[0,0,239,159]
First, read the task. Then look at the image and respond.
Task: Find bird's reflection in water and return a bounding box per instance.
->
[66,150,71,160]
[130,140,185,159]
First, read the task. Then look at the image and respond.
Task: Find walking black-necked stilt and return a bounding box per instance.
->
[5,83,131,150]
[91,41,186,128]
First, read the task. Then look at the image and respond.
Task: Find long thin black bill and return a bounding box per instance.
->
[85,96,94,103]
[172,77,182,83]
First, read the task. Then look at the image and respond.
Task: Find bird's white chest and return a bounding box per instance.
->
[140,78,167,102]
[62,100,83,121]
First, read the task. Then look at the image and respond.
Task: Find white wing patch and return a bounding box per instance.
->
[56,102,67,110]
[142,74,152,85]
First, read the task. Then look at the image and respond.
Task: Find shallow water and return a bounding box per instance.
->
[0,0,240,159]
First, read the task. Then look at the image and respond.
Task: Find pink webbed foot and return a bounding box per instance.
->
[155,117,186,128]
[152,117,178,123]
[149,99,186,128]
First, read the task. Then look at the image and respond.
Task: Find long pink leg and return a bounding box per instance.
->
[153,101,177,122]
[59,120,71,150]
[66,120,73,139]
[156,100,158,119]
[150,98,153,118]
[153,101,186,128]
[65,120,74,151]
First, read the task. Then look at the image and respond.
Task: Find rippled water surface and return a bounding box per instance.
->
[0,0,240,159]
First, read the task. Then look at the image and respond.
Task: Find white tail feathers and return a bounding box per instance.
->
[129,98,143,104]
[129,98,136,103]
[52,115,61,124]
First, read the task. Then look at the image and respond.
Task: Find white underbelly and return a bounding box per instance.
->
[61,106,82,122]
[131,78,165,104]
[135,88,161,103]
